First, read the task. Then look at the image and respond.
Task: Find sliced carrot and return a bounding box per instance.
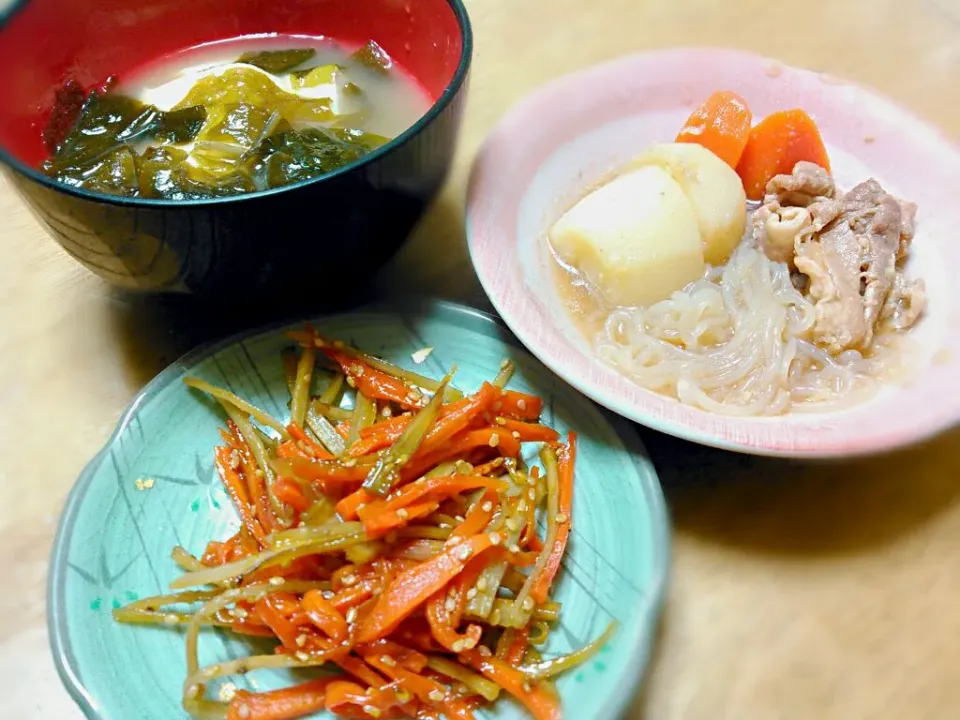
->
[496,390,542,421]
[302,590,349,642]
[363,500,440,537]
[335,421,352,440]
[324,680,403,716]
[459,651,561,720]
[530,433,576,604]
[355,533,496,643]
[448,490,498,543]
[287,423,335,460]
[364,654,476,720]
[214,446,265,544]
[273,455,373,485]
[736,108,831,200]
[676,90,753,167]
[337,487,372,520]
[325,349,426,410]
[349,382,498,458]
[505,626,530,666]
[495,418,560,444]
[227,677,336,720]
[274,477,312,513]
[358,476,508,532]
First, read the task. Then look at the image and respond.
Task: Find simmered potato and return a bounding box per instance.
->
[631,142,746,266]
[549,165,705,307]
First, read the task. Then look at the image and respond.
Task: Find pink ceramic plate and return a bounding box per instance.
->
[466,47,960,457]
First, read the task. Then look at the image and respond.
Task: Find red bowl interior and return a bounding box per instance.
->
[0,0,466,167]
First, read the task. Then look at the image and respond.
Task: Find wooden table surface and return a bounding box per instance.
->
[3,0,960,717]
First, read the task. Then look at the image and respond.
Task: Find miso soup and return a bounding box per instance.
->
[41,35,432,199]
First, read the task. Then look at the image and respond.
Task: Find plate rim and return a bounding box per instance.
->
[48,297,671,720]
[465,46,960,459]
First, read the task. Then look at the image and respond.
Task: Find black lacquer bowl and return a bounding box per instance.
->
[0,0,471,293]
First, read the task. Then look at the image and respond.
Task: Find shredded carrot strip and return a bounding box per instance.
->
[530,433,576,604]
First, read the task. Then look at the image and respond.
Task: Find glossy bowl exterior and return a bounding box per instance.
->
[0,0,471,293]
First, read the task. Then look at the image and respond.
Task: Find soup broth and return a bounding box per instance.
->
[41,35,432,199]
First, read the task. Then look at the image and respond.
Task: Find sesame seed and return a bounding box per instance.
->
[381,406,393,418]
[396,508,409,519]
[476,577,488,592]
[463,636,478,649]
[343,458,357,468]
[512,431,521,439]
[478,645,492,657]
[527,476,536,486]
[163,613,179,625]
[488,532,502,546]
[233,607,248,620]
[439,522,452,529]
[481,501,493,513]
[445,596,457,612]
[411,347,434,364]
[528,490,536,501]
[428,689,445,703]
[488,434,500,448]
[457,545,473,560]
[380,655,397,667]
[516,399,527,411]
[495,417,507,426]
[457,683,470,695]
[505,518,520,532]
[356,503,366,512]
[295,651,311,662]
[466,588,477,600]
[346,376,357,388]
[555,513,568,524]
[322,590,335,600]
[522,597,535,611]
[454,515,465,523]
[451,640,465,652]
[355,366,366,377]
[508,543,520,554]
[396,689,412,704]
[346,607,358,623]
[269,576,284,586]
[255,469,265,478]
[517,499,528,513]
[295,634,308,647]
[219,683,237,702]
[522,681,532,692]
[202,665,220,678]
[237,704,251,719]
[363,704,381,717]
[341,574,357,586]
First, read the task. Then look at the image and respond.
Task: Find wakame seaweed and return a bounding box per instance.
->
[236,48,317,74]
[42,44,395,199]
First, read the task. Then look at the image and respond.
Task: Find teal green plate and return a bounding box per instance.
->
[49,300,669,720]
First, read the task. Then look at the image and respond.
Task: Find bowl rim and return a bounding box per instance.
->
[465,46,960,459]
[47,297,672,720]
[0,0,473,207]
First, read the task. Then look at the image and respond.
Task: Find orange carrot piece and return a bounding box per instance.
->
[287,423,335,460]
[459,650,561,720]
[363,500,440,537]
[736,108,831,200]
[495,418,560,444]
[496,391,542,421]
[274,455,373,485]
[227,677,336,720]
[364,654,476,720]
[214,446,265,544]
[274,477,312,513]
[255,595,310,651]
[337,488,372,520]
[226,420,278,533]
[325,350,426,410]
[448,490,499,543]
[358,476,508,532]
[521,468,544,553]
[530,433,576,604]
[505,626,530,666]
[355,534,496,644]
[349,382,499,458]
[335,422,352,440]
[302,590,349,642]
[676,90,753,167]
